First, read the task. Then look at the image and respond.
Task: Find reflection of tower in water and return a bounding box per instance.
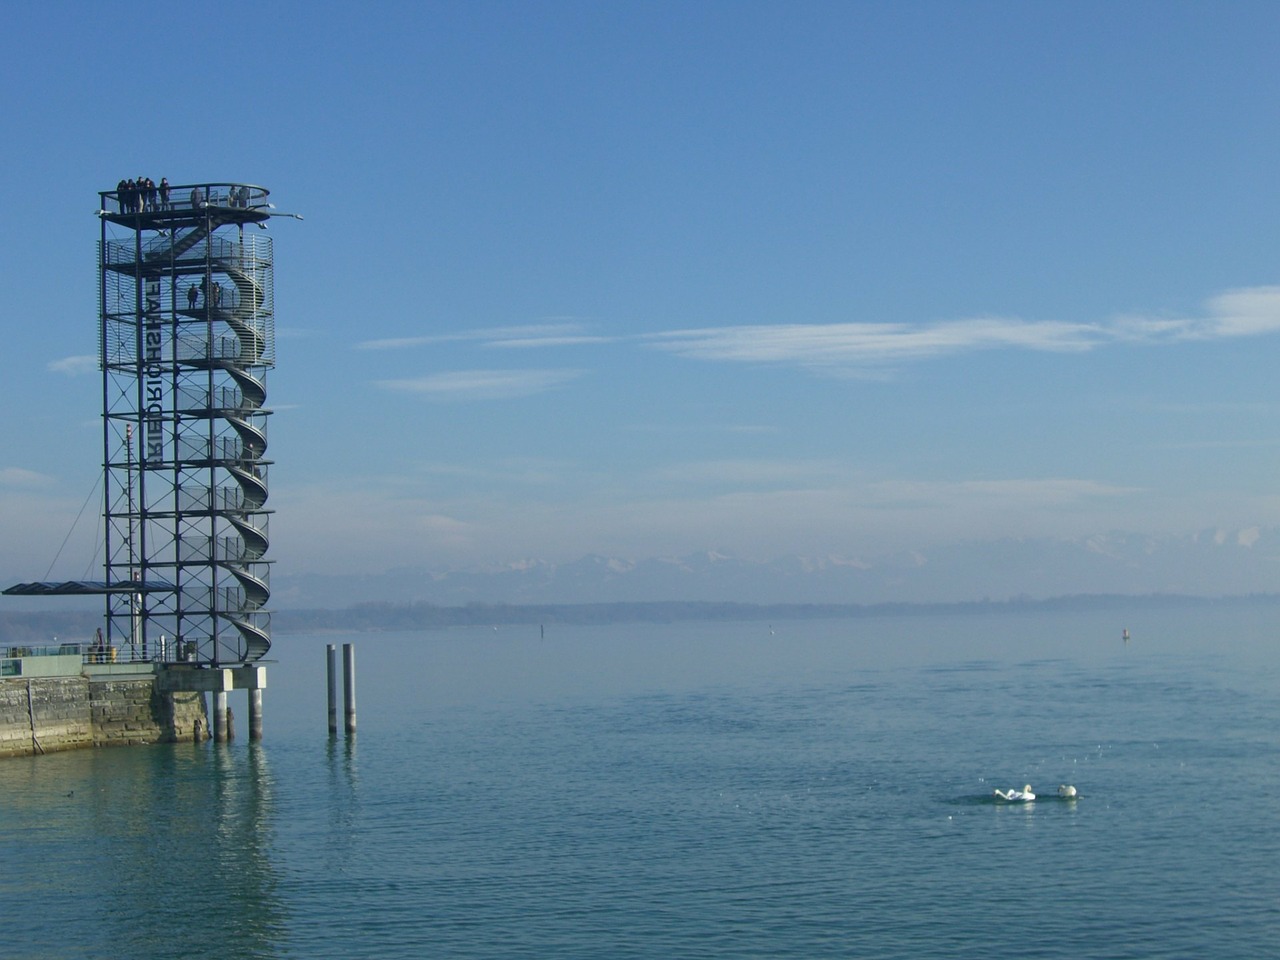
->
[89,745,287,954]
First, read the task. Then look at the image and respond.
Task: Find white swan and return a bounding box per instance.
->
[993,784,1035,802]
[1058,784,1078,798]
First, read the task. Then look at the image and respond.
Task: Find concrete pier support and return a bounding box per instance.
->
[213,690,228,742]
[343,642,356,735]
[156,664,266,743]
[248,689,263,741]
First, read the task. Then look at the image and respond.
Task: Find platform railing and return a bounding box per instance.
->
[99,182,270,216]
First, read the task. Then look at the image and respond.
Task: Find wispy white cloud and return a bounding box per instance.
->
[0,467,53,487]
[275,326,325,340]
[647,286,1280,370]
[647,317,1104,367]
[375,368,583,400]
[641,459,1137,504]
[649,458,847,486]
[1111,287,1280,341]
[357,323,606,351]
[862,477,1139,506]
[489,334,614,349]
[48,355,97,376]
[356,286,1280,381]
[626,421,780,437]
[412,457,573,486]
[359,334,455,350]
[1192,286,1280,338]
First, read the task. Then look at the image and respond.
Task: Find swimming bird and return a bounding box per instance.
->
[1058,784,1078,799]
[993,784,1035,802]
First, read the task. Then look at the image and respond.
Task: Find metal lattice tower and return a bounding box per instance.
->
[97,182,281,665]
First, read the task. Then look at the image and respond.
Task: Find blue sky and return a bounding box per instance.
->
[3,1,1280,586]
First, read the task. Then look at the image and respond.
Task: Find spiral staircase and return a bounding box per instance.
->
[97,185,279,664]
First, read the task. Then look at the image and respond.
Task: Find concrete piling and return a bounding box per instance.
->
[213,690,228,742]
[248,688,263,741]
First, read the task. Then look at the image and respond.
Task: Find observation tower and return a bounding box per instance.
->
[2,180,299,743]
[94,181,287,666]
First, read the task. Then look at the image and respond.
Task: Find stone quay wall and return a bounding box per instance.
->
[0,676,208,758]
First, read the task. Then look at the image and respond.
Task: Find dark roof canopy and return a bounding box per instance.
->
[3,580,173,597]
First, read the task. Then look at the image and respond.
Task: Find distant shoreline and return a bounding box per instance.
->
[3,592,1277,643]
[272,592,1280,634]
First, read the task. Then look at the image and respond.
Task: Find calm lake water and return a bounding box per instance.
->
[3,602,1278,958]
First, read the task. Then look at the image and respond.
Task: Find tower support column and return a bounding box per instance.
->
[213,690,228,742]
[248,688,263,741]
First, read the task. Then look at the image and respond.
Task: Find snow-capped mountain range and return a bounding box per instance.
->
[271,527,1280,609]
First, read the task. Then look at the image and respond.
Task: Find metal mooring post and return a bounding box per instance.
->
[327,644,338,736]
[343,643,357,735]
